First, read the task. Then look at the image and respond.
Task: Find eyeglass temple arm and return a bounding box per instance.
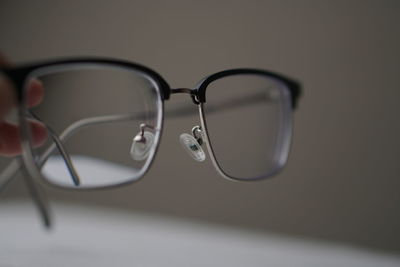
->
[36,114,144,170]
[0,116,132,228]
[0,114,143,191]
[28,112,81,186]
[0,114,157,228]
[22,167,52,228]
[0,112,86,189]
[0,110,78,229]
[0,159,52,229]
[0,112,169,228]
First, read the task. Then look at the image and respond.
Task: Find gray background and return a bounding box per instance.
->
[0,0,399,253]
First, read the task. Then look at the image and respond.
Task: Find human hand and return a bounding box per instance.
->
[0,54,47,156]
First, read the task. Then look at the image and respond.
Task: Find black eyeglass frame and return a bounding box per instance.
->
[1,57,302,185]
[0,57,302,227]
[1,58,301,107]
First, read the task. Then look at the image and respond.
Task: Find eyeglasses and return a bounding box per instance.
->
[0,58,301,225]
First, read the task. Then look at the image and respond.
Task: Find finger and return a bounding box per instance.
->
[27,79,44,107]
[0,121,48,156]
[0,53,12,67]
[0,78,15,120]
[0,53,44,110]
[0,53,15,119]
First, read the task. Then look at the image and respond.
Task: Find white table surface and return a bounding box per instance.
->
[1,201,399,267]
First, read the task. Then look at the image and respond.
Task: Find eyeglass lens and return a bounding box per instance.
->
[202,74,292,180]
[23,64,163,188]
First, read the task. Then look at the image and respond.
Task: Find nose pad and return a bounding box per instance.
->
[179,126,206,162]
[130,124,155,161]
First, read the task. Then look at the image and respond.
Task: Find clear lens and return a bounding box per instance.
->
[23,63,163,188]
[202,74,292,180]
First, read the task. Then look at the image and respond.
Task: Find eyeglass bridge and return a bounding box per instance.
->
[170,88,200,104]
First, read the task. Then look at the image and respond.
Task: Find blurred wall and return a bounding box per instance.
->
[1,0,399,253]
